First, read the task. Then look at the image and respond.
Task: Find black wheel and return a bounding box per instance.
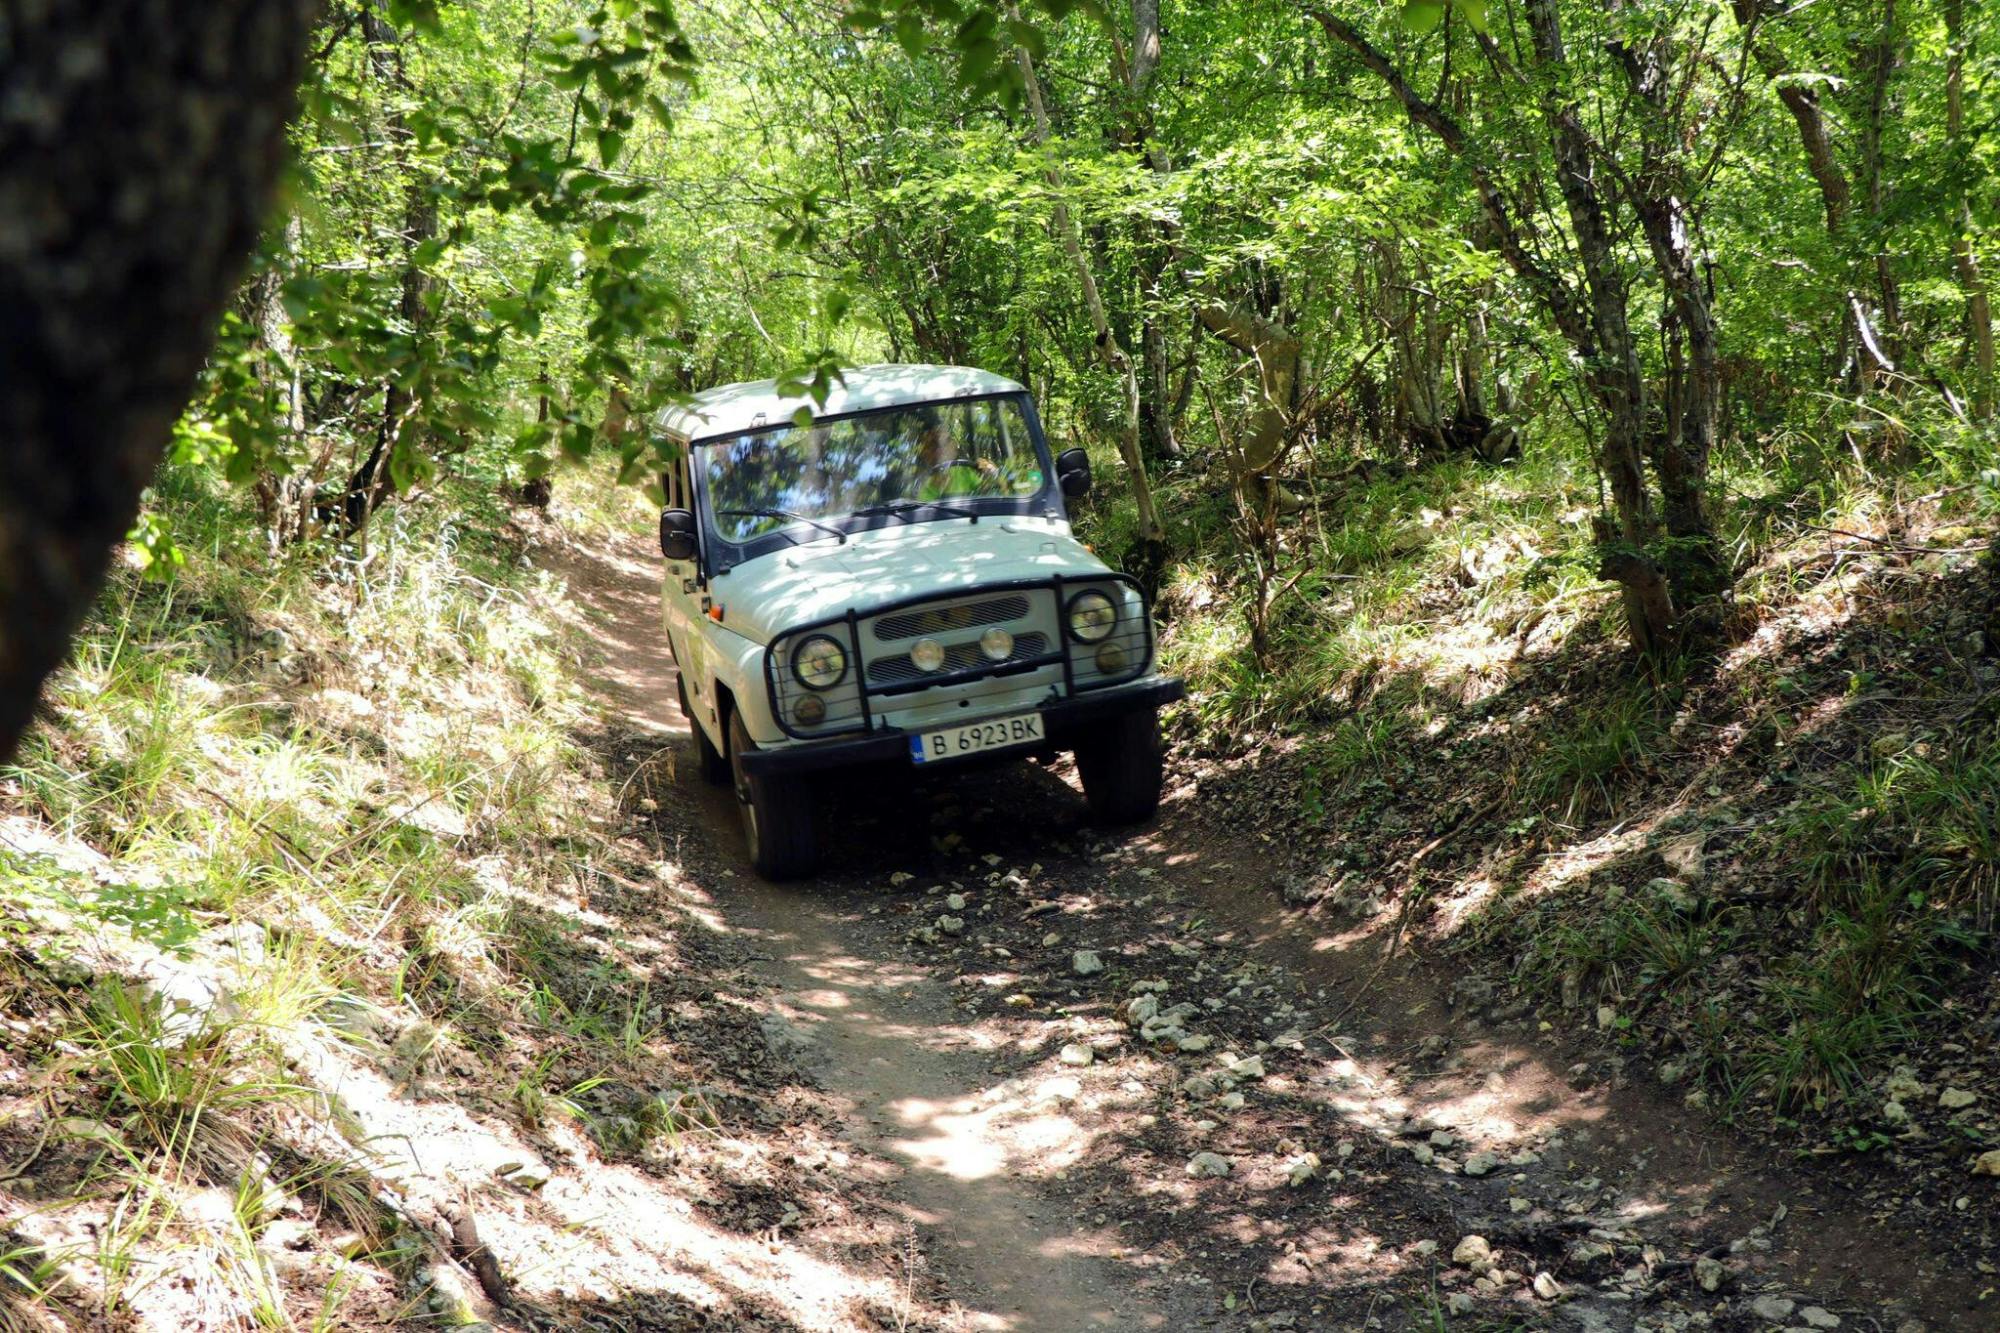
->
[1074,709,1164,825]
[679,677,728,785]
[729,711,817,880]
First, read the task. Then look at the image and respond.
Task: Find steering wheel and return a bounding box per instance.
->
[923,457,988,481]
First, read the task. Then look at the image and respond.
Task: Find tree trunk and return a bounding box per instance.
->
[1196,300,1302,506]
[0,0,320,764]
[338,2,436,536]
[1013,25,1163,552]
[1946,0,1995,419]
[1858,0,1903,365]
[1609,8,1727,609]
[1520,0,1674,651]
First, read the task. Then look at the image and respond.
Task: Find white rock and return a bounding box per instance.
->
[1072,950,1104,976]
[1883,1099,1910,1125]
[945,893,968,911]
[937,915,965,935]
[1532,1272,1561,1300]
[1177,1034,1212,1052]
[1125,994,1159,1025]
[1447,1293,1474,1315]
[1217,1092,1245,1111]
[1596,1005,1618,1030]
[1694,1256,1725,1292]
[889,871,914,886]
[1429,1130,1457,1148]
[1451,1235,1493,1268]
[1225,1054,1265,1079]
[1285,1153,1320,1186]
[1042,931,1062,947]
[1750,1294,1796,1323]
[1939,1087,1978,1110]
[1463,1151,1500,1177]
[1412,1240,1438,1257]
[1971,1149,2000,1177]
[1800,1308,1841,1329]
[1058,1043,1094,1068]
[1508,1197,1532,1214]
[1185,1151,1232,1179]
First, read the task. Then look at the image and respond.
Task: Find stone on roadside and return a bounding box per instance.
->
[1971,1149,2000,1177]
[1072,949,1104,976]
[1185,1151,1232,1179]
[1694,1256,1726,1292]
[945,893,967,911]
[1800,1308,1840,1329]
[1447,1293,1474,1315]
[1750,1294,1796,1323]
[1938,1087,1978,1110]
[1177,1034,1213,1052]
[1058,1043,1094,1068]
[1532,1272,1561,1300]
[1462,1151,1500,1177]
[937,915,965,935]
[1225,1054,1265,1080]
[1285,1152,1320,1186]
[1451,1235,1493,1269]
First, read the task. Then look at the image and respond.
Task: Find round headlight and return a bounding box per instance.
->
[1066,590,1117,643]
[793,693,827,726]
[792,635,848,690]
[1094,641,1128,674]
[910,637,946,673]
[978,627,1015,662]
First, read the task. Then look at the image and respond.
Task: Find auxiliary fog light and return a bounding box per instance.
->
[793,694,827,726]
[911,637,947,673]
[978,627,1015,662]
[1094,641,1129,674]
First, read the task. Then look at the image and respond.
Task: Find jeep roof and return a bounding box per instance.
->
[654,363,1027,445]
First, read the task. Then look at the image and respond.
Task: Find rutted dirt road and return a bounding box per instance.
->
[551,525,1976,1332]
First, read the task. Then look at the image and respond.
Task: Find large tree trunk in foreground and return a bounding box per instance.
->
[0,0,320,763]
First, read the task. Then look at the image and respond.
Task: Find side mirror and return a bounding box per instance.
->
[1055,447,1092,499]
[658,508,698,562]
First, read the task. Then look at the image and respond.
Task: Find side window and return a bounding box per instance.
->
[660,442,690,511]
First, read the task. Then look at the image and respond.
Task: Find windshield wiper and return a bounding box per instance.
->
[715,508,847,544]
[851,498,980,524]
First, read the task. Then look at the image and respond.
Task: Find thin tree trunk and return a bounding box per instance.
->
[1013,25,1163,550]
[1859,0,1904,364]
[1947,0,1995,419]
[1609,6,1727,608]
[340,2,437,536]
[0,0,319,764]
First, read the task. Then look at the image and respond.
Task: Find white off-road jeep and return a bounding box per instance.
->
[654,363,1183,879]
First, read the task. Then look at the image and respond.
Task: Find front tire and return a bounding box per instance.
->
[1074,709,1164,825]
[729,712,817,880]
[679,677,728,785]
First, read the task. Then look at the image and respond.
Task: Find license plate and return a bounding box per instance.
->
[909,711,1045,764]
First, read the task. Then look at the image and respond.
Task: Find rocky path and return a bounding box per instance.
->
[557,527,1973,1332]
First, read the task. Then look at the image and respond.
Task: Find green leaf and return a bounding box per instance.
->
[1457,0,1491,35]
[598,128,626,167]
[1402,0,1445,33]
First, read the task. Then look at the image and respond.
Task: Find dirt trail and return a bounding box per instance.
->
[551,524,1971,1332]
[549,527,1177,1331]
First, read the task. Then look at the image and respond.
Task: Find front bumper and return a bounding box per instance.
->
[736,677,1184,779]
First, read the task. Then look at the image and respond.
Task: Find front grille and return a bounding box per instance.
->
[873,595,1031,643]
[868,632,1050,686]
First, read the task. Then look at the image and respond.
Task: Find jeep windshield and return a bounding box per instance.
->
[698,395,1050,551]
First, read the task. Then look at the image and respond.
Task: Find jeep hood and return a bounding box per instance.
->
[712,519,1112,642]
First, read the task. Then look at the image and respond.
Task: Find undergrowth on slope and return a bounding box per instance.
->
[0,467,792,1329]
[1121,401,2000,1146]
